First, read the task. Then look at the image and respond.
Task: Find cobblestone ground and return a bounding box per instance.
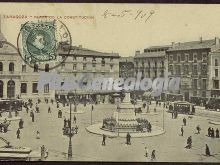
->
[0,101,220,162]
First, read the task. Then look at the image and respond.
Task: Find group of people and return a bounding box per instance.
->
[208,127,219,138]
[145,147,156,161]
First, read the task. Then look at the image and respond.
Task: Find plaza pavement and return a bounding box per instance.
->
[0,101,220,161]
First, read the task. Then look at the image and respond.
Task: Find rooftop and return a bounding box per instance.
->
[167,39,218,52]
[68,45,119,58]
[119,56,134,62]
[0,42,18,55]
[135,50,166,58]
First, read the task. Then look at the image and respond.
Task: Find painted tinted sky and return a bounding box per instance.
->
[1,3,220,57]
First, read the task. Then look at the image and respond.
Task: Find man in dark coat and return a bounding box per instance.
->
[216,128,219,138]
[64,118,67,127]
[183,117,186,126]
[19,119,24,129]
[205,144,211,156]
[211,128,215,138]
[181,126,184,136]
[16,128,20,139]
[102,134,106,146]
[126,132,131,145]
[186,136,192,149]
[208,127,211,137]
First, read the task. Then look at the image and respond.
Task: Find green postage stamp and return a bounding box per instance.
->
[17,20,71,70]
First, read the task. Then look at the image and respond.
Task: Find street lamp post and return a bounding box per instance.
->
[163,99,165,131]
[91,106,93,125]
[67,101,72,160]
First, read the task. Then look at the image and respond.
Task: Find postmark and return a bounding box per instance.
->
[17,20,72,71]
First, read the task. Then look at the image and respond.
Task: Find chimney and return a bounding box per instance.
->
[172,42,175,48]
[79,45,82,48]
[215,37,219,46]
[200,37,202,43]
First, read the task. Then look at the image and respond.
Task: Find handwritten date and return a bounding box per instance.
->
[102,9,155,23]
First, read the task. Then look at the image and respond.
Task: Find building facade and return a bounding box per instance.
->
[134,46,170,79]
[55,45,120,102]
[166,37,220,102]
[209,50,220,98]
[119,56,134,78]
[0,31,55,100]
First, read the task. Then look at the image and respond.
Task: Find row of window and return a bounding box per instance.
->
[169,64,207,75]
[0,62,51,73]
[62,63,114,70]
[135,61,164,67]
[21,83,49,94]
[64,56,114,62]
[0,62,14,72]
[191,79,207,89]
[169,52,207,62]
[135,70,164,77]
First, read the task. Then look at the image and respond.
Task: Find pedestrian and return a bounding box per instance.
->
[171,111,174,118]
[196,125,201,134]
[36,130,40,139]
[102,134,106,146]
[211,128,215,138]
[126,132,131,145]
[208,127,211,137]
[41,145,45,160]
[45,148,49,158]
[145,147,149,157]
[3,126,7,133]
[73,115,76,124]
[26,106,29,113]
[181,126,184,136]
[19,119,24,129]
[67,119,71,128]
[48,106,51,113]
[92,105,94,111]
[216,128,219,138]
[154,108,156,113]
[75,125,78,134]
[30,111,34,122]
[183,117,186,126]
[0,112,2,117]
[151,150,156,161]
[16,128,20,139]
[148,122,152,133]
[186,136,192,149]
[205,144,211,156]
[0,123,2,132]
[64,118,67,127]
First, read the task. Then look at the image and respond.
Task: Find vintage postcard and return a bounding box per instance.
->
[0,3,219,162]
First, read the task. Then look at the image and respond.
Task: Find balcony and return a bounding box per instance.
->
[212,77,220,80]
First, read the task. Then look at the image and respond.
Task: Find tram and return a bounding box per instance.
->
[0,99,22,112]
[168,101,195,115]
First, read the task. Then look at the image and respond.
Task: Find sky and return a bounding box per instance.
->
[1,3,220,57]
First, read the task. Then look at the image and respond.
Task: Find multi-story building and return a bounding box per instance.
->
[0,28,57,100]
[166,37,220,102]
[119,56,134,78]
[55,45,120,102]
[209,50,220,98]
[134,45,170,79]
